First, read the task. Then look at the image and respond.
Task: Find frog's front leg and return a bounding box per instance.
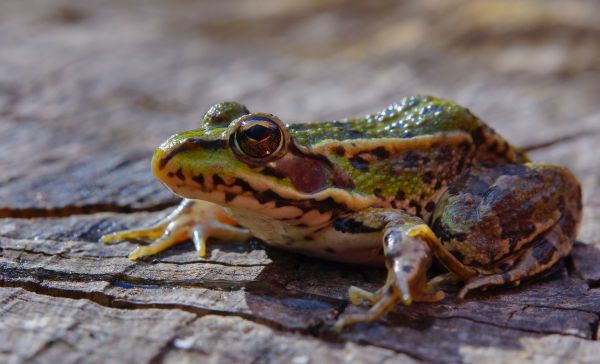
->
[101,199,251,260]
[333,209,458,331]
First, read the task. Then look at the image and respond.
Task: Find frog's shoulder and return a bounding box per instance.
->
[287,95,485,147]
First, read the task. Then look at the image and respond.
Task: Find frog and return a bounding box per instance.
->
[101,95,582,331]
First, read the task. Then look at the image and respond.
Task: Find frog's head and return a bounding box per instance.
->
[152,102,371,219]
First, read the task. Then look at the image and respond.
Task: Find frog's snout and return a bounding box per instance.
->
[151,137,189,184]
[150,147,166,182]
[150,136,230,196]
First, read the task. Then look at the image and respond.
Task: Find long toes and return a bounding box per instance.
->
[100,226,165,244]
[414,289,445,302]
[333,290,399,331]
[127,234,183,260]
[192,228,207,257]
[348,286,381,305]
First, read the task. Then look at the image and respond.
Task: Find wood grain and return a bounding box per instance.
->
[1,0,599,363]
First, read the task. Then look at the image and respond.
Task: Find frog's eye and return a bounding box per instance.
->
[233,115,286,160]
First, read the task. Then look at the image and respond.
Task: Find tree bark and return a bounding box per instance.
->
[1,1,599,363]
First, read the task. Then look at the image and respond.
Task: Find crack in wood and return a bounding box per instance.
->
[0,201,179,219]
[0,244,270,268]
[434,313,596,340]
[0,275,325,336]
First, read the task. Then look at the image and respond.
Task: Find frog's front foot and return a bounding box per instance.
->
[101,199,251,260]
[333,215,448,332]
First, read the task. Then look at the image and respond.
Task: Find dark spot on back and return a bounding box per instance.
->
[349,129,364,138]
[425,201,436,212]
[349,155,369,172]
[436,146,454,164]
[396,189,406,200]
[423,171,434,184]
[488,141,498,152]
[453,233,467,242]
[374,188,383,198]
[409,199,422,216]
[471,127,486,146]
[371,146,390,159]
[403,151,420,168]
[324,247,336,253]
[332,145,345,156]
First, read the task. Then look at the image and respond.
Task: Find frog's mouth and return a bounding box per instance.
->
[151,143,378,223]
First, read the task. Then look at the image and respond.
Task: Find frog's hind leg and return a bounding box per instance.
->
[431,163,582,300]
[101,199,251,260]
[333,210,452,331]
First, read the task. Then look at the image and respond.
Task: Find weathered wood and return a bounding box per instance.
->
[1,0,599,363]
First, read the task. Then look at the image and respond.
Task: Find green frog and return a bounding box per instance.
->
[101,95,582,330]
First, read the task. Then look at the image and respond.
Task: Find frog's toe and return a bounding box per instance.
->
[348,285,383,305]
[333,285,398,332]
[128,233,185,260]
[427,272,460,288]
[100,224,166,244]
[334,269,444,331]
[192,222,250,257]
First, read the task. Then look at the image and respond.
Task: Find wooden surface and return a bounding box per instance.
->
[1,1,599,363]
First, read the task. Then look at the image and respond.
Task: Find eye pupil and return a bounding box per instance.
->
[244,124,273,141]
[235,117,284,159]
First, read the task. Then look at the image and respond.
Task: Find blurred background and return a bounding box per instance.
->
[0,0,599,211]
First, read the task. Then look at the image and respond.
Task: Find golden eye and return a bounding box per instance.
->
[234,116,284,159]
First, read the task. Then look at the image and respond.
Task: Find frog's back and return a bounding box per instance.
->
[288,95,528,218]
[288,95,527,165]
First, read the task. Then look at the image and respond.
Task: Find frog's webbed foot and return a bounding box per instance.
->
[101,199,250,260]
[334,214,448,331]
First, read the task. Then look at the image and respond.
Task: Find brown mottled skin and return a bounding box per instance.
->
[101,95,583,330]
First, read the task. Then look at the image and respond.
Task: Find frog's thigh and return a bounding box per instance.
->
[101,199,250,260]
[334,209,447,330]
[432,163,582,299]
